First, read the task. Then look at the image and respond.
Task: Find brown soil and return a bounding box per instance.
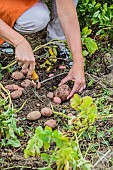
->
[0,31,113,170]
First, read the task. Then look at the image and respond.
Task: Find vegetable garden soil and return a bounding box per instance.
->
[0,31,113,170]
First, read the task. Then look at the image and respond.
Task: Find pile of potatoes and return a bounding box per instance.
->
[5,71,39,99]
[27,107,56,129]
[47,84,71,104]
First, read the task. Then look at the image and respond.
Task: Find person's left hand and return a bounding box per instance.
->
[59,63,86,99]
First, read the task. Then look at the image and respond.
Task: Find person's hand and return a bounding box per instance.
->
[15,39,35,77]
[59,63,86,99]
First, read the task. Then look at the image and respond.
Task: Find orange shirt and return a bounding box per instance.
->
[0,0,38,45]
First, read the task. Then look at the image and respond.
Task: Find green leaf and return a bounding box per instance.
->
[44,142,50,150]
[84,37,98,55]
[38,139,43,148]
[81,163,92,170]
[82,27,92,37]
[41,153,50,161]
[0,73,2,80]
[82,50,89,57]
[0,64,2,69]
[70,94,82,110]
[80,96,93,109]
[7,137,21,148]
[88,79,94,87]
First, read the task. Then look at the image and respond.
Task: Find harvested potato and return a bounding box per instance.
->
[31,80,36,87]
[21,79,31,88]
[53,96,61,104]
[37,81,41,89]
[44,119,56,128]
[41,107,53,117]
[54,84,71,101]
[27,111,41,121]
[67,113,74,117]
[5,84,22,91]
[59,65,66,70]
[10,89,23,99]
[11,71,24,80]
[47,92,54,99]
[48,73,54,78]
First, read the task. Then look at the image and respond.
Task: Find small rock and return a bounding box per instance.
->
[27,111,41,121]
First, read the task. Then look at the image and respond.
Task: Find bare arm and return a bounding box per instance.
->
[0,19,35,76]
[56,0,86,98]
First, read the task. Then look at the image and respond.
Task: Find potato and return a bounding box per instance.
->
[48,73,54,78]
[59,65,66,70]
[27,111,41,121]
[53,96,61,104]
[10,89,23,99]
[5,84,22,91]
[54,84,71,101]
[47,92,54,99]
[41,107,53,117]
[67,113,74,117]
[11,71,24,80]
[21,79,31,88]
[31,80,36,87]
[44,119,56,128]
[37,81,41,89]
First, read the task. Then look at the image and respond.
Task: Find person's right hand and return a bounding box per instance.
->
[15,39,35,77]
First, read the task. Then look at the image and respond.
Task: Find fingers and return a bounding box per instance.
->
[27,62,35,77]
[67,83,80,99]
[18,62,23,67]
[67,81,86,100]
[59,75,71,86]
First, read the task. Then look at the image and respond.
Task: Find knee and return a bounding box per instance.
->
[14,10,50,34]
[34,10,50,31]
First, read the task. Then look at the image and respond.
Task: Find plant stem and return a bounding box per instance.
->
[15,99,27,113]
[1,60,17,70]
[41,72,68,84]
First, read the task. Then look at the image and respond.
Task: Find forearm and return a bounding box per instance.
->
[0,19,26,46]
[56,0,83,65]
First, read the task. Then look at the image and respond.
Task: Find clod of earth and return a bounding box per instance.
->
[5,84,23,91]
[27,111,41,121]
[44,119,56,128]
[11,71,24,80]
[47,92,54,99]
[41,107,53,116]
[54,84,71,101]
[53,96,61,104]
[10,89,23,99]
